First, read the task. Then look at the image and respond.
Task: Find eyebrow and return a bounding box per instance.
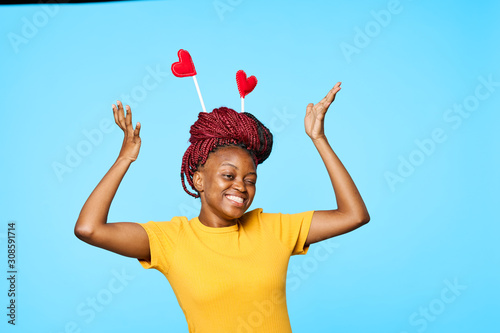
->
[220,162,257,176]
[221,162,238,169]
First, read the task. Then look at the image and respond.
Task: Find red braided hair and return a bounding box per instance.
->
[181,107,273,198]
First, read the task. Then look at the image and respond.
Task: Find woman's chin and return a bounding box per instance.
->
[222,206,248,220]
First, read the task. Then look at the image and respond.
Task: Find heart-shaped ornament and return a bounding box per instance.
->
[171,49,197,77]
[236,70,257,98]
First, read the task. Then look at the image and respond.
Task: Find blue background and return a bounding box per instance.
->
[1,0,498,332]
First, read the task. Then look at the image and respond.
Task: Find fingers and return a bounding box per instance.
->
[113,101,127,130]
[118,101,126,129]
[112,103,121,128]
[323,82,342,104]
[306,103,314,114]
[125,104,134,135]
[113,101,138,136]
[313,82,341,115]
[134,122,141,138]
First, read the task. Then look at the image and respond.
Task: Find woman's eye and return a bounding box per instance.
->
[223,174,234,179]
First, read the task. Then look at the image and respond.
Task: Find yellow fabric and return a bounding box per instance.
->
[137,208,314,333]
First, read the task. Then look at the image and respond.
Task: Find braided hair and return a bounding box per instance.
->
[181,107,273,198]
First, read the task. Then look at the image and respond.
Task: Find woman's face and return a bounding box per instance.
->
[194,146,257,224]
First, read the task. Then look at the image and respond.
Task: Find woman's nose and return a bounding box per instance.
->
[232,178,246,192]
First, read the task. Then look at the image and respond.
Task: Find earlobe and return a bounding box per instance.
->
[193,171,204,193]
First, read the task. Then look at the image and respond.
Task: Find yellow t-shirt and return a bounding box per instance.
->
[137,207,314,333]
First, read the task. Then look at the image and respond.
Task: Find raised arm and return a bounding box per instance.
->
[74,101,150,261]
[304,82,370,246]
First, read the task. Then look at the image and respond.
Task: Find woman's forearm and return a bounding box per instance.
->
[74,156,133,237]
[312,136,370,222]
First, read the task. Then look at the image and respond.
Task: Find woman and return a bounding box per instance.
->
[74,82,370,332]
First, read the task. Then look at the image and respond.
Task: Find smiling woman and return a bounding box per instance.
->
[194,146,258,227]
[180,106,273,199]
[74,82,370,332]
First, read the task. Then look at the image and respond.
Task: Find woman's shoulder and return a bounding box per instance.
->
[140,216,189,231]
[243,208,263,216]
[243,208,310,217]
[241,208,286,221]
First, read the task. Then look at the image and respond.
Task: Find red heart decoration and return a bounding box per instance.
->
[171,49,197,77]
[236,70,257,98]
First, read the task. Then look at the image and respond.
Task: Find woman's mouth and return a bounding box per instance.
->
[225,195,245,207]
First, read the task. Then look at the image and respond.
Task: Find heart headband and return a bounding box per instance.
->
[171,49,257,113]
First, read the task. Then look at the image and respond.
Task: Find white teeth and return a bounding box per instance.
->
[227,195,244,203]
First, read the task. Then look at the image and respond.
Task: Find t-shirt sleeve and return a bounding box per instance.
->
[136,219,180,275]
[262,210,315,256]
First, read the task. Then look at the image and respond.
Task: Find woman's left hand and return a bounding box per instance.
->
[304,82,342,141]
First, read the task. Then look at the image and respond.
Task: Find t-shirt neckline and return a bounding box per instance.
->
[192,216,239,233]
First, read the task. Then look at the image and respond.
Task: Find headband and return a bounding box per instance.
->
[171,49,258,113]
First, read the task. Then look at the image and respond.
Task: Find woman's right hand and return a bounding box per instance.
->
[112,101,141,162]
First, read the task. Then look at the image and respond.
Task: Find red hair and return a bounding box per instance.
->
[181,107,273,198]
